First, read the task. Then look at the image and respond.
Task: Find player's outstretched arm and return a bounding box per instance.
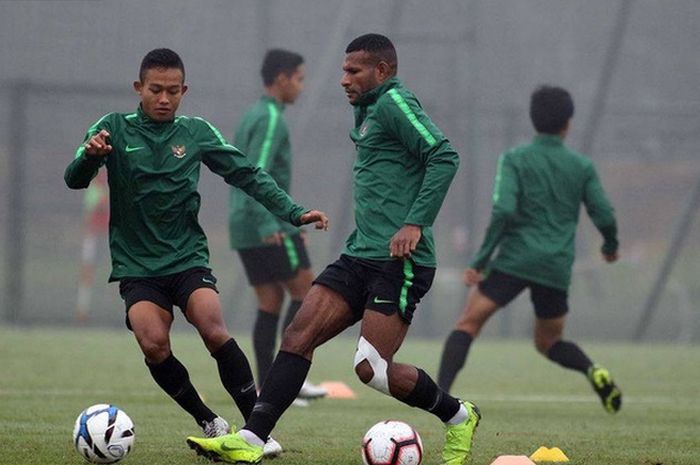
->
[299,210,329,231]
[82,130,113,157]
[65,130,112,189]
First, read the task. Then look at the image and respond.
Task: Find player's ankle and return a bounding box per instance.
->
[239,429,265,446]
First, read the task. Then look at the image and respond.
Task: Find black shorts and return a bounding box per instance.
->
[118,267,219,330]
[237,234,311,286]
[313,254,435,324]
[479,269,568,319]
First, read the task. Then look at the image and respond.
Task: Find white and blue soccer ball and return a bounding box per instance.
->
[73,404,135,464]
[362,420,423,465]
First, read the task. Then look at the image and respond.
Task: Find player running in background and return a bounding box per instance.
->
[75,169,109,322]
[229,49,326,402]
[187,33,481,465]
[437,85,622,414]
[64,48,327,455]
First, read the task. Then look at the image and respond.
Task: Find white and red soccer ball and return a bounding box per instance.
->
[362,420,423,465]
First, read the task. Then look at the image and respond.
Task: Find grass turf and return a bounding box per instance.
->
[0,326,697,465]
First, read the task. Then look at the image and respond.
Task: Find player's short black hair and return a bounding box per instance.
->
[345,33,397,73]
[529,85,574,134]
[139,48,185,82]
[261,49,304,86]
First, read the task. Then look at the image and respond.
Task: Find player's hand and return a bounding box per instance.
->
[83,130,112,157]
[389,224,422,258]
[603,252,619,263]
[463,268,483,286]
[262,232,285,246]
[299,210,329,231]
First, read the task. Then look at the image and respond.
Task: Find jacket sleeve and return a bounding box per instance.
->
[469,151,519,270]
[379,90,459,226]
[64,114,111,189]
[196,118,306,226]
[235,107,285,238]
[583,162,619,255]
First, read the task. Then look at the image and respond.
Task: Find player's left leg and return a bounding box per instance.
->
[354,310,480,465]
[532,285,621,413]
[186,283,356,463]
[184,281,257,422]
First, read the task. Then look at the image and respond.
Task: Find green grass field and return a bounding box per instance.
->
[0,326,697,465]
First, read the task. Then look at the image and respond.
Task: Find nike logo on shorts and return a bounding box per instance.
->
[373,296,395,304]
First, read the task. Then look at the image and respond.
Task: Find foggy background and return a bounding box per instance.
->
[1,0,698,342]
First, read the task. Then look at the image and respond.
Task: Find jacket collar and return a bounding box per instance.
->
[136,104,177,128]
[260,94,286,111]
[353,76,401,107]
[533,133,564,146]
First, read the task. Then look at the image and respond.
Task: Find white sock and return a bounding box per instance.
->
[239,429,265,447]
[446,403,468,425]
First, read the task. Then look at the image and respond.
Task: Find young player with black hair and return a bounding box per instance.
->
[64,48,327,455]
[229,49,326,402]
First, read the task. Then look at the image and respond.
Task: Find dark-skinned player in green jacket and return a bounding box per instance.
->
[437,85,622,414]
[64,48,327,457]
[187,34,480,465]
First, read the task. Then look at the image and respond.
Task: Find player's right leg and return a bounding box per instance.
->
[186,282,356,463]
[438,270,525,392]
[283,266,328,400]
[122,280,223,432]
[437,286,501,391]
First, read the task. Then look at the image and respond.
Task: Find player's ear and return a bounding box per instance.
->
[133,80,143,95]
[376,61,392,81]
[181,84,188,95]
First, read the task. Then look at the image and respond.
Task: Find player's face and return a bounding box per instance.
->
[341,51,382,104]
[280,64,305,104]
[133,67,188,122]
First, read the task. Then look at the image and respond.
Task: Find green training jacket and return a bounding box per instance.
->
[470,134,619,290]
[64,106,306,281]
[345,77,459,267]
[229,95,299,249]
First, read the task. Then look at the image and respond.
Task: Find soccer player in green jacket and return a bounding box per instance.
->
[187,34,480,465]
[64,49,327,451]
[229,49,326,402]
[437,85,622,414]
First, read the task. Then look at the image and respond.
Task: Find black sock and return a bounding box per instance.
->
[402,368,460,423]
[547,340,593,374]
[253,310,279,386]
[146,353,216,426]
[437,330,473,392]
[282,300,302,331]
[211,338,257,421]
[245,350,310,440]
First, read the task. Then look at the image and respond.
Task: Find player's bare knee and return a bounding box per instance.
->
[279,325,315,358]
[139,338,170,362]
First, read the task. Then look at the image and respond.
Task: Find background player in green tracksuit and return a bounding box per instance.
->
[187,34,481,465]
[229,49,326,402]
[437,85,622,414]
[64,49,327,451]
